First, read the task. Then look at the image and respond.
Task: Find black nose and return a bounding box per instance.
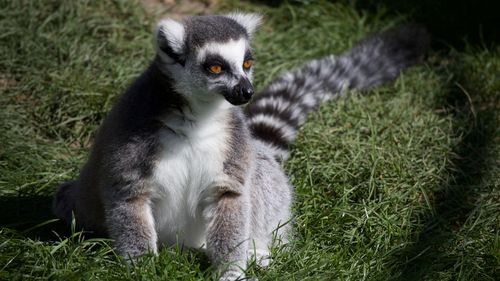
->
[235,78,254,100]
[242,86,254,100]
[225,78,254,105]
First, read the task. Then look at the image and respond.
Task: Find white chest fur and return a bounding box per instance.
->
[151,103,231,248]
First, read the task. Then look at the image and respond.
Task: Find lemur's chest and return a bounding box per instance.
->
[150,108,231,246]
[152,123,228,195]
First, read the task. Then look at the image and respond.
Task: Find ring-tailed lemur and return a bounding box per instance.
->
[53,13,429,280]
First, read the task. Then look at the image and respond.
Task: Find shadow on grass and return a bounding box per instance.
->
[0,195,70,240]
[355,0,499,49]
[0,194,214,270]
[250,0,499,49]
[386,62,498,280]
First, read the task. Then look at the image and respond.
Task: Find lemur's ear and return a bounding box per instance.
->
[226,12,263,36]
[156,18,186,66]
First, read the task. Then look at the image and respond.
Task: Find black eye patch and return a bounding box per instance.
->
[244,49,253,61]
[202,54,231,75]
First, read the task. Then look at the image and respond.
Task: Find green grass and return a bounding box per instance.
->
[1,0,499,280]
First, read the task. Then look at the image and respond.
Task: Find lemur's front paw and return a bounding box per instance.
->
[249,249,271,268]
[219,269,247,281]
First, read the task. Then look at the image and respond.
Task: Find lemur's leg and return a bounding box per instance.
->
[53,180,78,226]
[53,180,107,234]
[204,188,251,281]
[105,195,158,258]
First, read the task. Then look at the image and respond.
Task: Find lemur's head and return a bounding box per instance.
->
[155,13,262,106]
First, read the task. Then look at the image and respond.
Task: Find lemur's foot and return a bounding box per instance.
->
[249,249,271,268]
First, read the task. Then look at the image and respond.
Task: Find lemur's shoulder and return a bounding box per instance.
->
[111,63,186,128]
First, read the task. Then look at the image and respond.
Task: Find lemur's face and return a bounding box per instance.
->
[155,14,262,106]
[194,38,254,105]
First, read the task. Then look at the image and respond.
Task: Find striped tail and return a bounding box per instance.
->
[245,24,429,160]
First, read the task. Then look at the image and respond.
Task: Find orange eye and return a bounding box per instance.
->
[209,65,222,74]
[243,59,253,69]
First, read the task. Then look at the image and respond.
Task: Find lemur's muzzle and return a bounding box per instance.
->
[223,78,254,106]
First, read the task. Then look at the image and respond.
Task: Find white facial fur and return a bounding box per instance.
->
[198,38,252,86]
